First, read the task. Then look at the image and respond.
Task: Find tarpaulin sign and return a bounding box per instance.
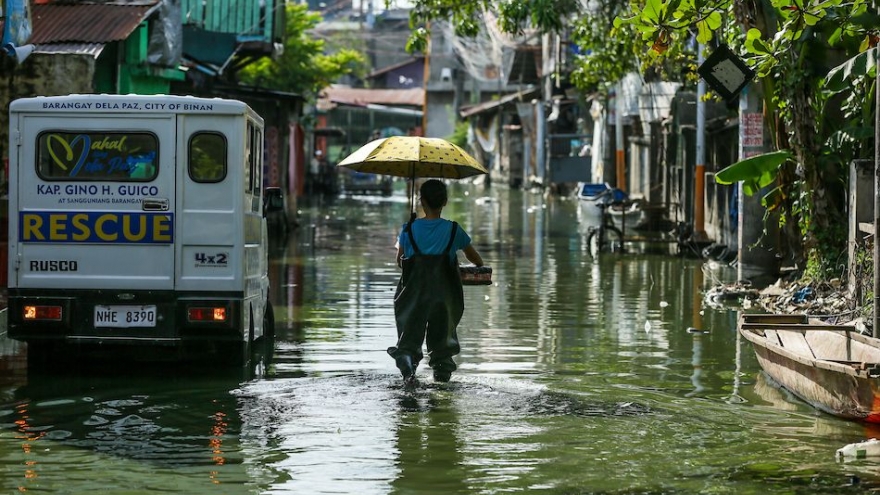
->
[1,0,33,47]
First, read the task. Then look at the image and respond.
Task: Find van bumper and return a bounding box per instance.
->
[7,288,249,346]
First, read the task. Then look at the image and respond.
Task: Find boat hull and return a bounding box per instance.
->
[739,314,880,423]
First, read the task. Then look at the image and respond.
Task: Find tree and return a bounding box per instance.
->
[238,4,368,98]
[403,0,583,53]
[406,0,878,280]
[616,0,877,278]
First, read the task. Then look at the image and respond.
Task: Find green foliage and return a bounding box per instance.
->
[617,0,877,275]
[446,120,469,149]
[568,0,694,92]
[854,243,875,319]
[404,0,583,53]
[714,151,791,195]
[403,0,878,281]
[569,2,639,91]
[802,219,848,281]
[238,4,367,97]
[825,46,877,92]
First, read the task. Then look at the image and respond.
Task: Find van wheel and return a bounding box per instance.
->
[27,342,55,369]
[256,302,276,369]
[216,340,247,367]
[264,302,275,340]
[219,314,253,367]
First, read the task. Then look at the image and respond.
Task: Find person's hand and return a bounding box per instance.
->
[463,245,483,267]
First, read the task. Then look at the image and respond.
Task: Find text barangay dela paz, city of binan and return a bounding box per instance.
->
[41,101,215,111]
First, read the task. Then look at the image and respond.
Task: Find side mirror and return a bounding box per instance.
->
[263,187,284,214]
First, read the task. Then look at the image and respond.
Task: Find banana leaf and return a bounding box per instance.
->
[714,150,791,196]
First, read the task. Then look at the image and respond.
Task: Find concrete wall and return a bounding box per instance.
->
[425,91,456,139]
[737,84,780,280]
[848,159,873,297]
[0,54,95,178]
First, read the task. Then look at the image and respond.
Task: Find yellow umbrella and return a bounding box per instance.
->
[338,136,487,179]
[338,136,488,216]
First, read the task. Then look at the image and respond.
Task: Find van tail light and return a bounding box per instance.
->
[24,305,63,321]
[187,307,227,323]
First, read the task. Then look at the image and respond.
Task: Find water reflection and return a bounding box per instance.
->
[265,189,880,492]
[392,388,470,494]
[0,364,254,492]
[2,185,880,493]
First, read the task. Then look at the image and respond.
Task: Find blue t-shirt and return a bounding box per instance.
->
[398,218,472,261]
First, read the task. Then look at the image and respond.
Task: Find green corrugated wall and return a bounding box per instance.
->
[180,0,278,39]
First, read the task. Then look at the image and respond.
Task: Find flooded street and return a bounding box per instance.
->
[1,183,879,493]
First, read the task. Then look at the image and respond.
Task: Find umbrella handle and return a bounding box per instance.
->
[409,165,417,221]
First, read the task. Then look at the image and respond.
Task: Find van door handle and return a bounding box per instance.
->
[142,198,169,211]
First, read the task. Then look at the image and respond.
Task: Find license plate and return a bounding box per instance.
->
[94,305,157,328]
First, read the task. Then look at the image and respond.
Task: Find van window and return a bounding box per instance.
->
[189,132,227,183]
[37,131,158,181]
[253,128,262,195]
[247,122,258,194]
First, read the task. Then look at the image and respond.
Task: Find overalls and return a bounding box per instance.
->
[388,221,464,374]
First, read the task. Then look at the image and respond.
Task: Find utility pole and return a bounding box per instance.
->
[421,23,431,137]
[695,45,707,241]
[615,81,625,190]
[874,45,879,337]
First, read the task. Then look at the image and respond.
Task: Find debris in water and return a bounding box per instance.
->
[837,438,880,461]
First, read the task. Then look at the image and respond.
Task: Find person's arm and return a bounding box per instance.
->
[396,244,405,268]
[462,244,483,267]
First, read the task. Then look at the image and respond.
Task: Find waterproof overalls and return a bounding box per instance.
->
[388,221,464,374]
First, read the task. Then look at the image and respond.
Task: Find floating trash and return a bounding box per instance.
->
[837,438,880,461]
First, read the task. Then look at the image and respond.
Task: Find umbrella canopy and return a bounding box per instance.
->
[338,136,488,180]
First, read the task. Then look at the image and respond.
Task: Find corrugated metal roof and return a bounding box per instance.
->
[367,57,423,79]
[321,86,424,107]
[30,2,160,44]
[34,43,106,58]
[460,88,540,118]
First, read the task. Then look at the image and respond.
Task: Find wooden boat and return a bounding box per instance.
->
[739,313,880,423]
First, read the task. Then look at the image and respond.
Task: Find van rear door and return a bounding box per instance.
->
[175,114,239,292]
[14,115,176,290]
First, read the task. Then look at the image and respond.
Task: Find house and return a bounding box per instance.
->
[0,0,303,229]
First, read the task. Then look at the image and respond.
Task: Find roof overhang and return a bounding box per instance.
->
[460,88,540,119]
[319,86,425,108]
[33,42,106,58]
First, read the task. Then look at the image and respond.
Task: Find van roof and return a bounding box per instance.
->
[10,94,254,117]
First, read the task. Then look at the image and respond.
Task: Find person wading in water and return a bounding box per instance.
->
[389,179,484,383]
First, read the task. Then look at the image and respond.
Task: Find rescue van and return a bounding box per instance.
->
[6,94,281,363]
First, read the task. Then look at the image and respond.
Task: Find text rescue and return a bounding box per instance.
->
[19,211,174,243]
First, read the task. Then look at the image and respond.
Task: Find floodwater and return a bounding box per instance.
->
[1,183,879,494]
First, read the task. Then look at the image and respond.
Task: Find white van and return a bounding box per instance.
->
[6,94,281,363]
